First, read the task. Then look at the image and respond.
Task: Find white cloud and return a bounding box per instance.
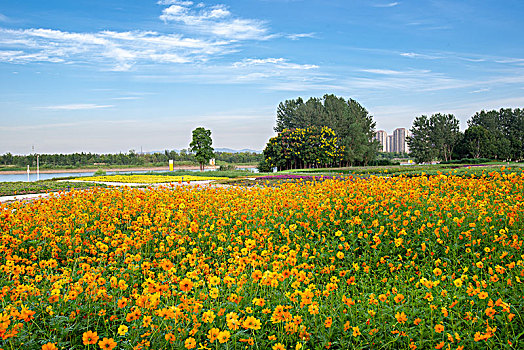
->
[111,97,141,100]
[36,104,114,110]
[372,2,399,8]
[400,52,442,59]
[347,67,463,92]
[157,0,194,5]
[0,13,8,22]
[495,58,524,65]
[0,2,312,72]
[159,2,270,40]
[286,32,316,40]
[470,88,490,93]
[0,28,229,70]
[360,68,431,75]
[233,57,318,70]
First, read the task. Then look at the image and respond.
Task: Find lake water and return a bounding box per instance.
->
[0,167,257,183]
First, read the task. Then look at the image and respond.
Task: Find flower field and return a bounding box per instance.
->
[0,171,523,349]
[71,175,229,184]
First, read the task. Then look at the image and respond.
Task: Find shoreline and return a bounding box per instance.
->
[0,165,256,175]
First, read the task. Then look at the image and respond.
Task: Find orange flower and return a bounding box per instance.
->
[324,317,333,328]
[435,341,445,349]
[485,307,496,318]
[395,312,407,324]
[394,294,405,303]
[41,343,57,350]
[180,278,194,292]
[83,331,99,345]
[98,338,117,350]
[478,291,488,300]
[117,298,128,308]
[207,328,220,342]
[185,337,196,349]
[273,343,286,350]
[165,333,176,343]
[435,324,444,333]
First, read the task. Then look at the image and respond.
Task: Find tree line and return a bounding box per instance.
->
[408,108,523,163]
[0,150,262,168]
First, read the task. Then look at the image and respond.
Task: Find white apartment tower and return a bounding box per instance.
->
[374,128,410,153]
[393,128,409,153]
[374,130,387,152]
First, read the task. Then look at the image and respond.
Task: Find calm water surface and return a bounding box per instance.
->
[0,168,257,183]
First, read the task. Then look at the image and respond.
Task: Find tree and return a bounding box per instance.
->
[407,115,435,163]
[430,113,460,162]
[468,108,524,161]
[462,125,495,159]
[273,94,378,165]
[407,113,459,163]
[260,126,343,171]
[189,127,214,171]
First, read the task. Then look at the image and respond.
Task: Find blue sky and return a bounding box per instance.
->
[1,0,523,154]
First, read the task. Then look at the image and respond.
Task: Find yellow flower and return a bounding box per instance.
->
[218,330,231,343]
[243,316,262,330]
[117,325,128,336]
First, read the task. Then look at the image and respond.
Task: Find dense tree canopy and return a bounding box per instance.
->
[407,113,460,163]
[189,127,214,171]
[409,108,523,163]
[259,126,343,171]
[465,108,524,160]
[274,94,378,166]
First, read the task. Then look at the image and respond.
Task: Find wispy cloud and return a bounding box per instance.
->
[470,88,490,93]
[159,1,270,40]
[0,28,230,70]
[36,104,114,110]
[286,32,316,40]
[111,96,141,100]
[233,57,318,70]
[372,2,399,8]
[131,56,326,90]
[0,2,311,71]
[400,52,442,60]
[349,67,462,92]
[360,68,431,75]
[399,50,524,66]
[0,13,8,22]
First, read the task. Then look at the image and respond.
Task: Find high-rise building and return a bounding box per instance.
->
[374,130,387,152]
[374,128,410,153]
[393,128,409,154]
[387,135,394,153]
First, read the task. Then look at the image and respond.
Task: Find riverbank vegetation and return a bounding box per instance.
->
[0,151,262,171]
